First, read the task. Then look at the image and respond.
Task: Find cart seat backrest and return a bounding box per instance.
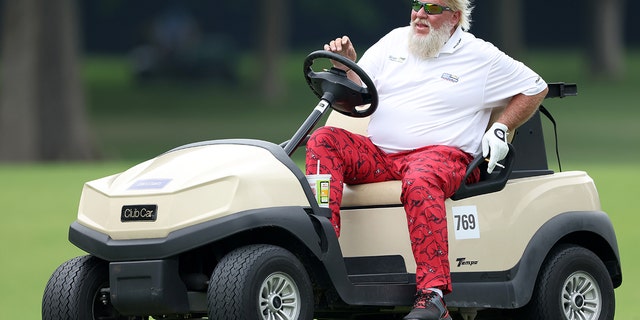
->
[324,111,370,136]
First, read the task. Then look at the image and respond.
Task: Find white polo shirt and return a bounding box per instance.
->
[358,26,547,155]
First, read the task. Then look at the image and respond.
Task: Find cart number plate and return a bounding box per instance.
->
[452,206,480,239]
[121,205,157,222]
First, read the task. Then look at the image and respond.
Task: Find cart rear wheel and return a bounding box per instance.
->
[521,244,615,320]
[42,255,138,320]
[207,244,314,320]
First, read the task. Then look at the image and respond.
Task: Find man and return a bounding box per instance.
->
[306,1,548,319]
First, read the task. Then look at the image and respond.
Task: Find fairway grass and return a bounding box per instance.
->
[1,162,637,319]
[585,165,639,320]
[0,163,132,318]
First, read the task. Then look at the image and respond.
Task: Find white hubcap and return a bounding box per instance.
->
[259,272,300,320]
[562,271,602,320]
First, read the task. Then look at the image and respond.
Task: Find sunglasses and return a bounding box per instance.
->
[411,0,453,14]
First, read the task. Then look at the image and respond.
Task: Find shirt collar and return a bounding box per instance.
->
[438,26,464,56]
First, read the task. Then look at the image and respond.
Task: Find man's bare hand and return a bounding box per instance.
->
[324,36,357,70]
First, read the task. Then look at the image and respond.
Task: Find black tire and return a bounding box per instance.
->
[207,244,314,320]
[42,255,139,320]
[520,244,615,320]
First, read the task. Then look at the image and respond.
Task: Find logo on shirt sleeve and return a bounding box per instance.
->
[441,73,460,83]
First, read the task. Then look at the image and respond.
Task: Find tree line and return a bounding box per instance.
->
[0,0,627,161]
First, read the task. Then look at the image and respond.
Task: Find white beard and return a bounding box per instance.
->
[408,19,455,59]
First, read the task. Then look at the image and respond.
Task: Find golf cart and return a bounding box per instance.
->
[42,51,622,320]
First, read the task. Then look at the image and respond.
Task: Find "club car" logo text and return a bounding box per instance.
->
[121,205,157,222]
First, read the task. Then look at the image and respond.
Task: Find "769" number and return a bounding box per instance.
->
[451,206,480,239]
[454,214,476,231]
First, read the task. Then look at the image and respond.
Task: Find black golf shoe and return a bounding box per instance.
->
[403,289,452,320]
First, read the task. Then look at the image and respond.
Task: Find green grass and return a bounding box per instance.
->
[0,163,132,317]
[588,166,640,320]
[2,49,639,318]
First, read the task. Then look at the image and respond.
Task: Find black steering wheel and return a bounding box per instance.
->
[303,50,378,118]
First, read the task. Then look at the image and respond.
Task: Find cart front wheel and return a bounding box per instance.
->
[207,244,314,320]
[42,255,141,320]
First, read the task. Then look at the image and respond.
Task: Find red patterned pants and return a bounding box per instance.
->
[306,126,479,293]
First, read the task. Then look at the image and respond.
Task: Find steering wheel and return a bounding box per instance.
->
[303,50,378,118]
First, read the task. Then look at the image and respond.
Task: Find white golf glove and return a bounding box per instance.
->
[482,122,509,174]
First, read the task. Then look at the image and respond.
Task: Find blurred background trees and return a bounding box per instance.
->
[260,0,289,101]
[0,0,94,161]
[492,0,626,79]
[0,0,632,162]
[587,0,625,79]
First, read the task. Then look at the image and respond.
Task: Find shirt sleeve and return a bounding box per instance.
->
[484,49,547,108]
